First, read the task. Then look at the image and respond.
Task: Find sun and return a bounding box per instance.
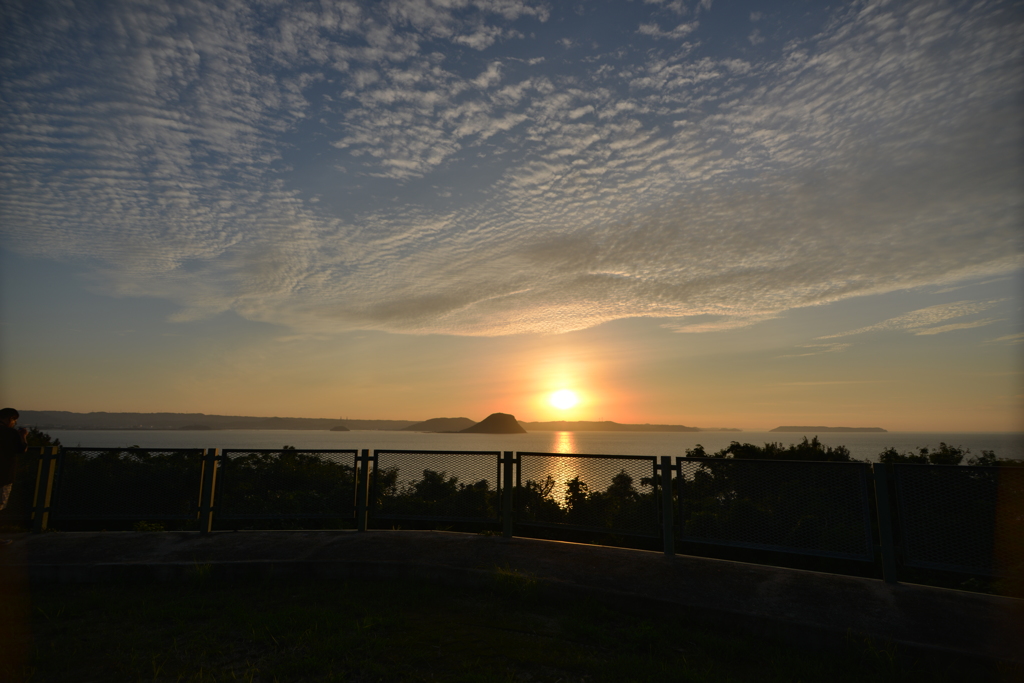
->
[549,389,579,410]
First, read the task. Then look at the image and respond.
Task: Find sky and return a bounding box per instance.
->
[1,0,1022,431]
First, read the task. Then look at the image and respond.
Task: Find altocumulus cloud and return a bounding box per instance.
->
[1,0,1021,336]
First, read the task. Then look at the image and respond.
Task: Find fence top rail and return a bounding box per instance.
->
[372,449,502,456]
[676,456,869,467]
[518,451,657,462]
[60,446,206,453]
[220,448,358,455]
[890,463,1008,471]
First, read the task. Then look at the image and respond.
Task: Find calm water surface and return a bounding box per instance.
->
[46,429,1024,462]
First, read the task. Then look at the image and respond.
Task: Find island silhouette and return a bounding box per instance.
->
[459,413,526,434]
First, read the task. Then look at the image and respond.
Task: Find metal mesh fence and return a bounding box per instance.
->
[50,448,205,520]
[215,449,357,525]
[515,453,660,538]
[676,458,874,560]
[371,450,501,522]
[894,464,1024,575]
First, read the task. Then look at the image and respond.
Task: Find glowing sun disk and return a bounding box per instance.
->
[550,389,579,410]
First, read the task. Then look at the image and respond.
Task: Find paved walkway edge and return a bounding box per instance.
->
[3,530,1022,668]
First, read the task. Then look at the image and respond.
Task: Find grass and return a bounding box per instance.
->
[1,571,1019,683]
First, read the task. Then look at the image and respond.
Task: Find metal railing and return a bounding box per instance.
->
[50,447,206,523]
[892,464,1024,576]
[213,449,359,529]
[7,446,1021,585]
[370,449,502,524]
[675,457,875,561]
[515,452,662,539]
[0,446,52,526]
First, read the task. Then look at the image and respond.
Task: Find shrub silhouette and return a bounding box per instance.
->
[375,468,498,520]
[218,449,356,519]
[54,447,203,520]
[675,438,869,555]
[517,468,658,535]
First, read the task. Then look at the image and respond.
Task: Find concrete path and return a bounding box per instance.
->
[2,530,1021,666]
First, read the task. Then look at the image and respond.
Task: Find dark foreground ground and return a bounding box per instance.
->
[1,530,1022,681]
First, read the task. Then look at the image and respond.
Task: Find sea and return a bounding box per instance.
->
[44,429,1024,463]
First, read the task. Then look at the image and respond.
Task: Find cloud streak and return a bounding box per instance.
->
[817,301,1003,339]
[778,343,853,358]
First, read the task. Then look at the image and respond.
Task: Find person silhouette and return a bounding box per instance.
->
[0,407,29,546]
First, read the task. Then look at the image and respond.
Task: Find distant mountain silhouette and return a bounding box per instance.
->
[402,417,477,432]
[770,426,886,433]
[521,420,701,432]
[336,419,417,430]
[17,410,414,431]
[459,413,526,434]
[16,409,735,433]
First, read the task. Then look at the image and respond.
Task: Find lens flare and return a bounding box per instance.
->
[549,389,579,410]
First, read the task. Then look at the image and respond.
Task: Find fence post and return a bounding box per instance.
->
[502,451,514,538]
[356,449,370,532]
[872,463,899,584]
[660,456,675,556]
[198,448,218,534]
[31,447,59,534]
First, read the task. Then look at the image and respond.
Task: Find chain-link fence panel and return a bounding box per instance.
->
[515,453,660,538]
[894,464,1024,576]
[676,458,874,560]
[215,449,357,526]
[371,450,501,522]
[51,448,205,520]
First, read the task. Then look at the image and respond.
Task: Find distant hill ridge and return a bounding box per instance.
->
[770,426,887,433]
[18,410,737,433]
[17,411,415,431]
[401,417,476,432]
[522,420,701,432]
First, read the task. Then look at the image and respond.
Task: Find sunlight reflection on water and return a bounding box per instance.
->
[553,431,577,454]
[543,433,586,504]
[548,457,582,506]
[519,431,657,506]
[518,454,657,507]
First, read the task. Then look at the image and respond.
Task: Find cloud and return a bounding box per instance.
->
[644,0,689,15]
[911,318,1000,335]
[1,0,1021,338]
[453,25,505,50]
[663,314,778,334]
[988,332,1024,345]
[778,380,896,386]
[817,301,1003,339]
[471,61,503,88]
[637,21,698,40]
[778,343,853,357]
